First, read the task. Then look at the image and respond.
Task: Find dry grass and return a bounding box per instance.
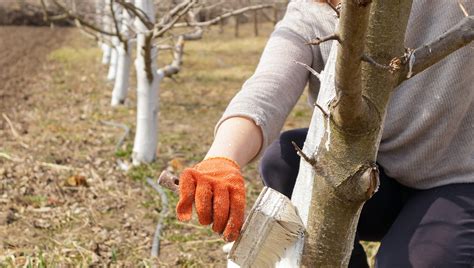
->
[0,22,378,267]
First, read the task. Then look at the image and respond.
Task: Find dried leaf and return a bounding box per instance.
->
[168,158,185,172]
[66,175,88,187]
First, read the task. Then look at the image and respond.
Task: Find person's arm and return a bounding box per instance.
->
[176,2,338,241]
[205,116,263,167]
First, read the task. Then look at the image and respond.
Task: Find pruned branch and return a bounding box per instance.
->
[306,33,340,45]
[398,15,474,84]
[333,0,374,132]
[157,10,203,79]
[159,36,185,78]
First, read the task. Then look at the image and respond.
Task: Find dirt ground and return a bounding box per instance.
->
[0,24,377,267]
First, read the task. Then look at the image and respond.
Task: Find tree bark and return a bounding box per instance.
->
[277,0,414,266]
[106,38,119,81]
[111,3,132,106]
[132,0,161,164]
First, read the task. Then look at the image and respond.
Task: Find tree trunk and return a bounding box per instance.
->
[101,42,112,65]
[101,2,112,65]
[132,0,161,165]
[253,10,258,36]
[107,38,119,81]
[111,4,132,106]
[277,0,414,266]
[234,16,240,38]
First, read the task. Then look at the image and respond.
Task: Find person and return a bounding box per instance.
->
[175,0,474,267]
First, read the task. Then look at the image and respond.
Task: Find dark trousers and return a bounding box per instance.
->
[259,128,474,267]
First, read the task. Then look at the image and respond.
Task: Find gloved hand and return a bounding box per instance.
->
[176,157,246,242]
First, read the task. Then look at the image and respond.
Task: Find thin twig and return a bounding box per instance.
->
[154,0,197,38]
[306,34,340,46]
[294,61,321,80]
[146,178,169,258]
[2,113,29,149]
[39,162,75,171]
[361,54,391,70]
[458,0,469,17]
[100,120,130,153]
[47,0,117,36]
[0,152,20,162]
[291,141,317,166]
[172,4,273,28]
[314,103,330,118]
[326,0,340,17]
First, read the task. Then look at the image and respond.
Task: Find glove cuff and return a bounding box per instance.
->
[197,157,241,170]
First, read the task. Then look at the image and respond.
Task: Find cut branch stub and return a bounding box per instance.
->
[398,15,474,84]
[157,170,179,194]
[336,163,380,202]
[306,33,340,46]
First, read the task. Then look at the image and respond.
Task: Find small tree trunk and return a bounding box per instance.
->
[132,0,160,164]
[111,5,132,106]
[219,18,225,34]
[111,42,131,105]
[101,2,112,65]
[107,39,119,81]
[278,0,414,266]
[273,5,278,26]
[101,43,112,65]
[234,16,240,38]
[253,10,259,36]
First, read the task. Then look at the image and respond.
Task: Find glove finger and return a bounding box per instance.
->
[212,184,230,234]
[195,180,213,225]
[223,180,246,242]
[176,169,197,222]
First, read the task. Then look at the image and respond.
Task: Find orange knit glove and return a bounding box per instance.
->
[176,157,246,242]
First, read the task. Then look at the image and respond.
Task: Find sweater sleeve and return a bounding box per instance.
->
[214,1,337,158]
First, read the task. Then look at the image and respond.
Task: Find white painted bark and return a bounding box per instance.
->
[101,2,112,65]
[107,38,119,81]
[275,41,338,267]
[132,0,161,164]
[101,42,112,65]
[111,6,132,106]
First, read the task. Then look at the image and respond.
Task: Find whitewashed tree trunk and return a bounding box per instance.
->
[101,42,112,65]
[132,0,162,164]
[111,5,132,106]
[107,38,119,81]
[101,2,112,65]
[275,41,338,267]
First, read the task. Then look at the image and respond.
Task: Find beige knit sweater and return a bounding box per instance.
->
[216,0,474,189]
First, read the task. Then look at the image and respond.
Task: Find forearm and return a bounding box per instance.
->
[205,116,263,168]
